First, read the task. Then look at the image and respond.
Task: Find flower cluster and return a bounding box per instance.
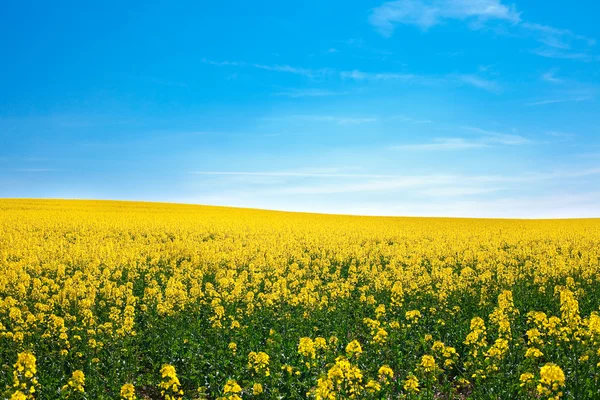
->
[158,364,183,400]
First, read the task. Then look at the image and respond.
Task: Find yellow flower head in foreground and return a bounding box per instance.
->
[223,379,242,399]
[420,355,437,373]
[378,365,394,382]
[405,310,421,323]
[120,383,136,400]
[248,351,270,376]
[228,342,237,354]
[62,370,85,395]
[159,364,183,400]
[345,340,363,358]
[403,374,420,393]
[537,363,565,399]
[314,337,327,350]
[252,383,263,395]
[12,351,38,399]
[520,373,534,387]
[298,337,316,358]
[365,379,381,393]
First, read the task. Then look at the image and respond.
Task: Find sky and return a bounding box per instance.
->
[1,0,600,218]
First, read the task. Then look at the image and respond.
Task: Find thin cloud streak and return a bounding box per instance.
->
[204,58,501,93]
[201,58,332,78]
[541,70,563,84]
[455,74,502,93]
[273,89,351,97]
[392,127,531,151]
[190,168,600,185]
[264,115,379,125]
[391,138,487,150]
[525,97,593,106]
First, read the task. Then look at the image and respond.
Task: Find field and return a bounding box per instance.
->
[1,199,600,399]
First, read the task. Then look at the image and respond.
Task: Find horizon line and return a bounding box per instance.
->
[1,197,598,221]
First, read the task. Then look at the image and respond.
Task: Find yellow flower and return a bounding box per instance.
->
[158,364,182,400]
[120,383,136,400]
[520,373,534,387]
[365,379,381,393]
[373,328,388,344]
[345,340,362,358]
[248,351,270,376]
[252,383,263,395]
[405,310,422,323]
[298,337,316,358]
[62,370,85,395]
[10,392,27,400]
[228,342,237,354]
[403,374,420,393]
[223,379,242,394]
[314,337,327,350]
[420,355,437,373]
[525,347,544,359]
[11,351,38,400]
[537,363,565,399]
[378,365,394,382]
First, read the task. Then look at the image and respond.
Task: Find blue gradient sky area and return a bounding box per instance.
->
[1,1,599,217]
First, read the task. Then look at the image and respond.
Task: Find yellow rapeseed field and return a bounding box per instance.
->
[1,199,600,399]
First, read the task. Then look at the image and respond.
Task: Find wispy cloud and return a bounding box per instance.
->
[390,115,434,124]
[340,69,423,82]
[272,89,351,98]
[369,0,520,35]
[522,22,596,49]
[369,1,597,61]
[341,69,501,92]
[525,97,593,106]
[204,58,500,93]
[190,171,395,178]
[264,115,379,125]
[201,58,332,79]
[541,70,563,84]
[391,138,487,151]
[530,48,598,61]
[192,168,600,183]
[391,127,531,151]
[464,126,531,145]
[545,131,575,141]
[455,74,502,93]
[189,168,600,206]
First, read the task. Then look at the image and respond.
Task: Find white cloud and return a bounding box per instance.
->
[272,89,351,98]
[464,126,531,145]
[265,115,379,125]
[341,69,501,92]
[390,115,434,124]
[541,70,563,84]
[455,74,502,93]
[340,69,421,82]
[521,22,596,49]
[391,138,487,150]
[392,127,531,151]
[369,1,597,62]
[369,0,520,35]
[190,171,395,179]
[525,97,593,106]
[531,48,597,61]
[201,58,332,78]
[187,168,600,219]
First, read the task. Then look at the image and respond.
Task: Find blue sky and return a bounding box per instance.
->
[1,0,599,218]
